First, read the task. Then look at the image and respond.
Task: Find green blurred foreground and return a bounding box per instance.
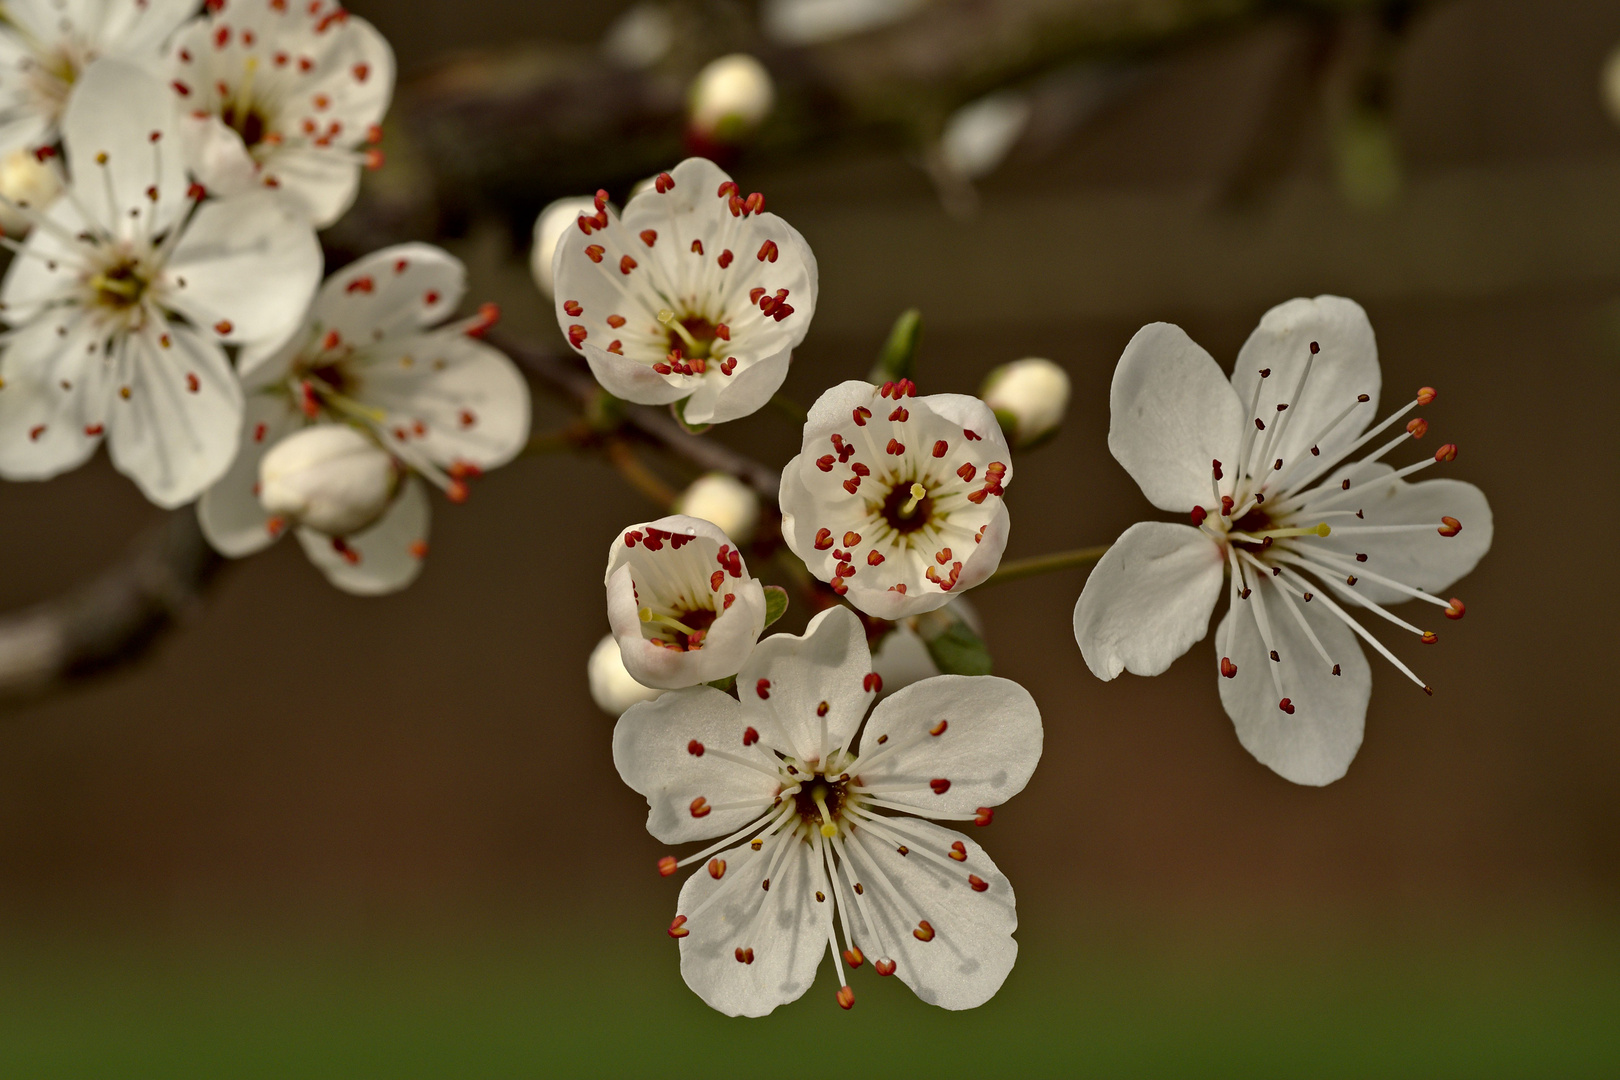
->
[1,908,1616,1078]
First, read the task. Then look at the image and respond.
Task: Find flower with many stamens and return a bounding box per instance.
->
[779,379,1013,619]
[0,59,320,507]
[615,605,1041,1015]
[606,514,768,689]
[550,156,817,425]
[165,0,394,227]
[0,0,194,158]
[197,242,528,594]
[1074,296,1493,785]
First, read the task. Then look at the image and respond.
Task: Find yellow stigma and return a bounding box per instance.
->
[1248,522,1331,540]
[812,784,838,837]
[657,309,702,355]
[900,482,927,517]
[639,607,699,636]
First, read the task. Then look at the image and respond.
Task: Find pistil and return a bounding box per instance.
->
[899,482,926,518]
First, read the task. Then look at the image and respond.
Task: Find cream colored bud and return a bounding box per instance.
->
[674,472,760,545]
[588,633,664,715]
[0,148,63,235]
[531,196,598,298]
[981,357,1070,448]
[259,425,399,537]
[688,54,775,140]
[940,91,1031,180]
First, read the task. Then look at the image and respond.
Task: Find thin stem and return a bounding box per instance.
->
[524,421,591,456]
[981,544,1110,586]
[604,438,677,508]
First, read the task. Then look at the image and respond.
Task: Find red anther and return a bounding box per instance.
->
[1421,631,1439,644]
[812,454,836,473]
[1416,386,1437,406]
[1279,698,1295,715]
[667,915,690,939]
[363,148,384,170]
[447,479,470,504]
[755,679,771,700]
[213,25,230,48]
[716,180,738,199]
[913,921,935,942]
[1258,368,1271,378]
[744,192,765,215]
[213,319,233,335]
[1309,341,1320,355]
[181,371,199,394]
[934,547,953,564]
[891,584,907,594]
[1434,443,1458,462]
[1355,553,1368,563]
[757,240,778,262]
[172,79,192,96]
[875,958,897,976]
[709,569,726,592]
[27,424,45,441]
[969,874,990,892]
[1220,656,1238,679]
[84,423,104,436]
[851,463,869,477]
[299,381,319,418]
[562,300,582,317]
[955,463,977,484]
[735,947,754,964]
[458,408,477,429]
[707,858,726,880]
[814,528,834,551]
[1332,664,1341,676]
[1254,418,1265,431]
[618,255,637,276]
[836,985,855,1010]
[567,323,590,348]
[652,362,672,375]
[885,438,904,455]
[639,229,657,248]
[842,530,862,547]
[688,796,711,819]
[1190,505,1207,527]
[1220,495,1235,516]
[1406,417,1428,439]
[929,778,951,795]
[967,807,993,828]
[265,516,287,538]
[655,172,674,193]
[448,461,482,481]
[319,329,343,352]
[843,947,864,968]
[594,188,610,211]
[601,315,625,331]
[717,249,734,268]
[748,287,767,306]
[584,244,605,263]
[1211,459,1223,481]
[742,726,760,746]
[830,577,848,596]
[853,406,871,426]
[888,406,910,423]
[835,561,856,578]
[576,214,595,236]
[728,194,744,217]
[864,672,883,694]
[330,537,360,565]
[686,739,705,758]
[867,550,885,566]
[657,855,678,877]
[1443,598,1466,620]
[949,841,967,862]
[406,539,428,560]
[1435,516,1462,537]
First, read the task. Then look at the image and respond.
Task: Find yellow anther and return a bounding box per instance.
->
[899,482,927,517]
[640,607,699,636]
[657,309,703,355]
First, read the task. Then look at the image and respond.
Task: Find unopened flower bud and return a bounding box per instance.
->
[674,472,760,545]
[981,357,1070,448]
[259,425,399,537]
[587,633,663,716]
[688,54,774,141]
[0,147,63,235]
[531,195,598,298]
[939,90,1031,181]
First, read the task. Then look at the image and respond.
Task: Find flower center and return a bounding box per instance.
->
[793,775,851,837]
[221,101,271,150]
[639,605,717,651]
[879,480,933,534]
[88,256,152,313]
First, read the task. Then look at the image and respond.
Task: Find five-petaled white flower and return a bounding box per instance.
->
[779,379,1013,619]
[0,0,194,158]
[0,59,320,507]
[1074,296,1493,785]
[197,242,528,595]
[605,514,768,689]
[166,0,393,227]
[615,605,1041,1016]
[551,156,817,426]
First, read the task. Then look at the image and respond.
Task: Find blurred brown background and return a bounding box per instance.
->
[0,0,1617,1074]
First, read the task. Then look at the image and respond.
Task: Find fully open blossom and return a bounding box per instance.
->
[780,380,1012,619]
[0,0,194,158]
[197,242,528,594]
[551,156,817,425]
[614,606,1041,1015]
[0,59,320,507]
[606,514,767,689]
[1074,296,1493,785]
[165,0,394,227]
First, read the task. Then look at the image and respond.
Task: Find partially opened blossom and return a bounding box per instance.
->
[0,59,320,508]
[0,0,194,158]
[551,156,817,425]
[605,514,768,689]
[1074,296,1493,785]
[614,605,1041,1015]
[165,0,394,227]
[779,379,1013,619]
[197,242,528,594]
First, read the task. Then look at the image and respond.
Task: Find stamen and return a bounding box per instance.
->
[657,308,702,355]
[899,482,926,517]
[812,784,838,838]
[640,607,700,636]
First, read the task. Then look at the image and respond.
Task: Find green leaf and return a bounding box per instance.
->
[671,396,713,435]
[762,586,790,629]
[868,308,922,384]
[922,619,993,677]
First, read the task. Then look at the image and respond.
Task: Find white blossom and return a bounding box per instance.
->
[615,605,1041,1015]
[871,600,981,696]
[939,91,1031,181]
[688,54,774,141]
[165,0,394,227]
[760,0,927,45]
[981,356,1069,448]
[779,379,1012,619]
[588,632,665,716]
[605,514,768,689]
[551,156,817,425]
[197,242,529,595]
[0,59,321,508]
[530,195,596,299]
[0,145,61,234]
[675,471,761,545]
[0,0,194,158]
[1074,296,1493,785]
[258,422,398,536]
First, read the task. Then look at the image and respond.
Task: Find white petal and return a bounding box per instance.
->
[581,342,690,406]
[0,313,105,481]
[855,675,1042,815]
[258,146,362,228]
[587,633,665,716]
[0,199,87,325]
[1231,296,1382,470]
[60,60,189,239]
[197,394,303,557]
[104,323,244,508]
[1108,322,1243,513]
[737,606,875,762]
[681,343,791,425]
[1073,520,1226,680]
[296,476,430,595]
[842,816,1016,1010]
[677,838,822,1017]
[612,686,780,845]
[163,189,322,351]
[97,0,198,55]
[1216,588,1370,786]
[870,623,941,696]
[358,333,531,471]
[311,243,467,344]
[176,115,259,203]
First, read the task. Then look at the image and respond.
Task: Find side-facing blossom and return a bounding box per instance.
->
[0,59,321,507]
[779,379,1013,619]
[197,242,528,594]
[605,514,767,689]
[0,0,194,158]
[166,0,394,227]
[551,156,817,425]
[1074,296,1493,785]
[614,606,1042,1015]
